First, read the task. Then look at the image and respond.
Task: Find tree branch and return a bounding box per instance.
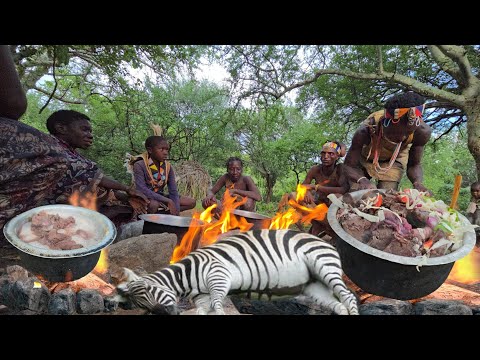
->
[427,45,464,86]
[276,67,466,107]
[39,48,58,114]
[436,45,478,89]
[376,45,383,74]
[32,86,85,104]
[433,117,464,142]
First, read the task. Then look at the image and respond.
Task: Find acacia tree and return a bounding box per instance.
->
[231,105,322,202]
[11,45,205,108]
[217,45,480,179]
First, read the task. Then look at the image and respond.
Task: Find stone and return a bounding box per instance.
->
[76,289,104,314]
[360,299,413,315]
[414,299,473,315]
[48,289,76,315]
[6,265,29,281]
[108,233,177,284]
[10,277,50,314]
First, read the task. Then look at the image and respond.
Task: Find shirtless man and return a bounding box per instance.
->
[290,141,349,236]
[202,157,262,213]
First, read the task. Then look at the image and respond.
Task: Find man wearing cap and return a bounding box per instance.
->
[344,91,432,194]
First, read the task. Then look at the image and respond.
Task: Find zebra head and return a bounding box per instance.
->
[115,268,180,315]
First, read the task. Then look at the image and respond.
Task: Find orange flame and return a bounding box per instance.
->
[93,248,109,274]
[448,247,480,284]
[269,195,328,230]
[170,215,204,263]
[69,190,97,211]
[296,203,328,224]
[170,191,254,263]
[68,190,108,273]
[296,184,309,202]
[170,186,330,262]
[269,207,301,230]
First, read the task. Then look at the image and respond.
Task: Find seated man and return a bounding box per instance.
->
[0,45,68,241]
[466,181,480,245]
[46,110,148,224]
[202,157,262,213]
[133,135,196,215]
[343,91,432,194]
[289,141,349,236]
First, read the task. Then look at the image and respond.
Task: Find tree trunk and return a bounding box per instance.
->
[465,100,480,180]
[264,173,276,203]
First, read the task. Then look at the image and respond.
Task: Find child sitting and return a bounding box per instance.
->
[133,136,196,215]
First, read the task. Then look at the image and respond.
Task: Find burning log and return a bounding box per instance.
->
[48,272,115,296]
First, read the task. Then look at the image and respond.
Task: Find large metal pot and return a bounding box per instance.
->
[327,189,476,300]
[231,209,271,230]
[3,205,116,282]
[139,214,204,247]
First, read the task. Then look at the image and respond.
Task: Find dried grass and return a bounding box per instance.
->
[174,160,212,200]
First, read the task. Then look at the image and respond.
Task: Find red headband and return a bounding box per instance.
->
[384,104,425,120]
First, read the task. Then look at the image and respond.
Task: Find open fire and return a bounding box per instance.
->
[171,184,329,263]
[69,190,109,276]
[448,246,480,284]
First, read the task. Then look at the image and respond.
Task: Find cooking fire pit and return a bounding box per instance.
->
[231,209,271,230]
[139,214,204,247]
[3,205,116,282]
[327,189,476,300]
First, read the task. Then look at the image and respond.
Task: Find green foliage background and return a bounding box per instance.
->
[18,45,478,218]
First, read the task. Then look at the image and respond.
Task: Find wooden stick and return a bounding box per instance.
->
[450,174,462,209]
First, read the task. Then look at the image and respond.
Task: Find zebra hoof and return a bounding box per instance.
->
[196,308,208,315]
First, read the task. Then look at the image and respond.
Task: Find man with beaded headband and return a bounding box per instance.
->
[288,140,349,237]
[344,91,432,194]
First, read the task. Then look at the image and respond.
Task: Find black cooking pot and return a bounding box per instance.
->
[327,189,476,300]
[3,205,116,282]
[231,209,271,230]
[139,214,204,247]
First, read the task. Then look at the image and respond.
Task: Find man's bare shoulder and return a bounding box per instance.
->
[241,175,255,184]
[308,164,322,175]
[351,125,371,146]
[412,123,432,145]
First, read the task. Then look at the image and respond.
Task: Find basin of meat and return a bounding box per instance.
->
[327,189,476,300]
[3,205,116,282]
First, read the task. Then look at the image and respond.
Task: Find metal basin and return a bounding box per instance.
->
[327,189,476,300]
[3,205,116,282]
[139,214,204,247]
[231,209,271,230]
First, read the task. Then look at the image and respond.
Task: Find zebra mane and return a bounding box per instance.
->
[123,267,141,282]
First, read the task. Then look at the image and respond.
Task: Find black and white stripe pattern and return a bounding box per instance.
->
[117,229,359,315]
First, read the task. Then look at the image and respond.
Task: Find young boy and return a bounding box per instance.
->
[466,181,480,244]
[133,136,196,215]
[202,157,262,212]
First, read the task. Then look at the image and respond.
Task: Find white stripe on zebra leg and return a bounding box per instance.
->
[302,282,349,315]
